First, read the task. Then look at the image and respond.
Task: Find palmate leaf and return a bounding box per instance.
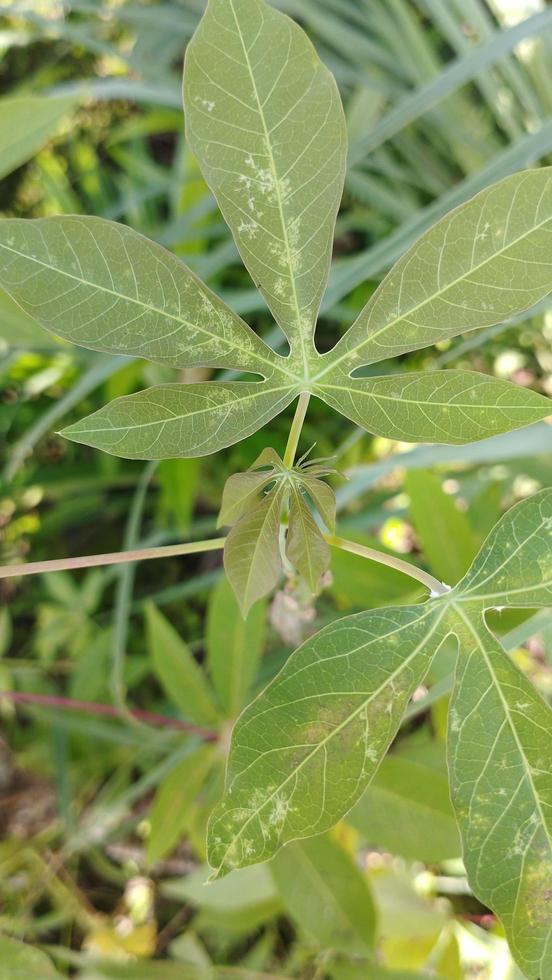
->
[286,485,330,591]
[223,482,288,616]
[208,488,552,978]
[0,4,550,458]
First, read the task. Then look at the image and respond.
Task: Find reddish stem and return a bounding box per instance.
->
[0,691,218,741]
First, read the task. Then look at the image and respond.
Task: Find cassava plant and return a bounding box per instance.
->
[1,0,551,975]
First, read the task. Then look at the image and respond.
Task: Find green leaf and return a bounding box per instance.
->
[270,834,376,953]
[316,370,551,444]
[61,381,295,459]
[452,486,552,608]
[184,0,347,358]
[448,609,552,980]
[206,577,267,717]
[218,472,276,529]
[158,458,200,533]
[207,603,450,876]
[145,602,219,725]
[0,94,75,180]
[224,484,288,616]
[299,474,336,533]
[0,216,281,376]
[286,485,330,591]
[349,754,460,862]
[147,745,215,864]
[324,168,552,372]
[405,469,479,585]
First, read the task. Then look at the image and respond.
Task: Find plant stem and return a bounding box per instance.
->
[283,391,310,468]
[0,690,218,740]
[0,537,226,579]
[326,534,450,597]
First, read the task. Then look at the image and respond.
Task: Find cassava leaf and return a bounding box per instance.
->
[323,168,552,374]
[315,370,551,445]
[206,577,267,717]
[0,216,283,377]
[299,474,336,534]
[218,470,275,528]
[452,485,552,608]
[0,94,75,180]
[207,602,451,877]
[224,483,288,616]
[286,485,330,591]
[448,609,552,980]
[270,834,376,953]
[61,382,296,459]
[183,0,347,358]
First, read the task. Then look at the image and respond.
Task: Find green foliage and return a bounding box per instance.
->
[209,489,552,977]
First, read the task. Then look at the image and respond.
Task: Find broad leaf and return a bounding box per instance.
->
[0,94,75,180]
[224,484,288,616]
[207,602,451,876]
[324,168,552,372]
[0,216,281,376]
[270,834,376,953]
[453,486,552,607]
[448,610,552,980]
[206,577,267,716]
[316,370,551,445]
[286,486,330,591]
[145,603,219,725]
[184,0,347,357]
[61,382,296,459]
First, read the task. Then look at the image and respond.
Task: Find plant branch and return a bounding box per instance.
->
[326,534,450,597]
[0,537,226,579]
[0,690,218,740]
[283,391,310,468]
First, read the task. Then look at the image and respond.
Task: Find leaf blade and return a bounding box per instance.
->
[325,168,552,372]
[0,216,282,376]
[286,485,330,591]
[316,371,550,445]
[207,602,451,877]
[61,381,296,459]
[183,0,347,358]
[206,576,267,716]
[448,610,552,978]
[224,484,287,616]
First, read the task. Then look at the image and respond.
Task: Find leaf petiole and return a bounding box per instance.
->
[283,392,311,468]
[325,534,450,597]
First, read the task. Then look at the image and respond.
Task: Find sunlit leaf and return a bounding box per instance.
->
[325,168,552,372]
[448,610,552,980]
[224,484,288,616]
[316,370,551,445]
[184,0,347,356]
[61,382,296,459]
[207,603,451,876]
[0,216,281,376]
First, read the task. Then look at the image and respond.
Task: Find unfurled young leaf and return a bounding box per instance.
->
[286,486,330,591]
[208,488,552,979]
[224,484,287,616]
[300,474,337,534]
[206,577,267,717]
[218,447,283,528]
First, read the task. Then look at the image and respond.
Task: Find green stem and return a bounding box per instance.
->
[0,537,226,580]
[283,391,310,468]
[326,534,450,597]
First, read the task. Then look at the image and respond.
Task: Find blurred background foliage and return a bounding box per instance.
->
[0,0,551,977]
